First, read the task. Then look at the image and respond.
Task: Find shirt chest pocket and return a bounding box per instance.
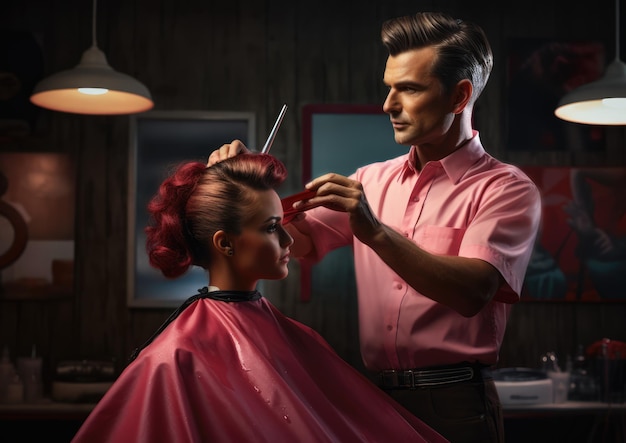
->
[416,225,465,255]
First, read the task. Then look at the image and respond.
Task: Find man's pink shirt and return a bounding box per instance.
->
[295,131,541,370]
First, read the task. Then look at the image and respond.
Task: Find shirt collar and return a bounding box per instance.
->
[401,130,485,184]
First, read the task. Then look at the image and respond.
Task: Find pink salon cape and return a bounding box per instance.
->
[72,291,446,443]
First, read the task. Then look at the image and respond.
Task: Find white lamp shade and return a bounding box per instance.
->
[30,46,154,115]
[554,59,626,125]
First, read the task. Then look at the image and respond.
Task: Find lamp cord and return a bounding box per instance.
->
[615,0,620,62]
[92,0,98,47]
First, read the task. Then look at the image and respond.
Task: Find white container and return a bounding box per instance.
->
[495,378,553,405]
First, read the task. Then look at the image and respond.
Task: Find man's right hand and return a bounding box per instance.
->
[206,139,251,166]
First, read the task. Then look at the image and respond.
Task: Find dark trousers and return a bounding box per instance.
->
[383,379,504,443]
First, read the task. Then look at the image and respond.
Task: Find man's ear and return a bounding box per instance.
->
[452,79,473,114]
[212,230,233,256]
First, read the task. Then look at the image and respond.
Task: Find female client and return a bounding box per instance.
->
[72,153,445,443]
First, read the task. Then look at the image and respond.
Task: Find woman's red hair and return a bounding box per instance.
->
[145,153,287,278]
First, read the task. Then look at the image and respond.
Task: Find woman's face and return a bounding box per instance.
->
[230,189,294,286]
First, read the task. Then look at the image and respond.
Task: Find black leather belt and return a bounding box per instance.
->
[378,363,492,390]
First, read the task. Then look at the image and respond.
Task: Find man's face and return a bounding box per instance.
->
[382,47,457,148]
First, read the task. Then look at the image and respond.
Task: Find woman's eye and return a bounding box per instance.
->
[267,223,278,233]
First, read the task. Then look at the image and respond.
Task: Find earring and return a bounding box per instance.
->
[227,248,234,256]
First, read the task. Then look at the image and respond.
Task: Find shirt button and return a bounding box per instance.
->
[386,325,393,331]
[395,283,402,290]
[413,196,420,202]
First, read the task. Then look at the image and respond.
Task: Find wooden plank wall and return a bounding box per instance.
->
[1,0,626,384]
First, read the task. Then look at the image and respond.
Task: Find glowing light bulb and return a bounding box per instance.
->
[601,97,626,109]
[78,87,108,95]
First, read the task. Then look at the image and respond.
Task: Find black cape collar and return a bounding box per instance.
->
[196,286,261,302]
[129,286,261,362]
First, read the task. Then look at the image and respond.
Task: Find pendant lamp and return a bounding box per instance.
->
[30,0,153,115]
[554,0,626,125]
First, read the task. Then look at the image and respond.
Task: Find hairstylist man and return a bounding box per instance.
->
[208,12,541,442]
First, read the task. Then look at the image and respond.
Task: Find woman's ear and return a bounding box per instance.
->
[452,79,473,114]
[212,230,233,257]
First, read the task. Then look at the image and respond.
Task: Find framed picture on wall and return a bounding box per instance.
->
[521,166,626,302]
[299,104,397,301]
[127,111,256,308]
[0,153,75,296]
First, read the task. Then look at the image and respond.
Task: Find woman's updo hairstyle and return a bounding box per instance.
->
[145,153,287,278]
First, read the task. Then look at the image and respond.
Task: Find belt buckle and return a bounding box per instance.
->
[381,369,399,388]
[398,369,415,389]
[381,369,416,389]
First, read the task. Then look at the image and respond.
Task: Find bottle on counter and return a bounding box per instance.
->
[5,373,24,404]
[0,345,18,403]
[17,344,43,403]
[569,343,598,401]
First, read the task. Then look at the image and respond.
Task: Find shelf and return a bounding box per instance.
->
[0,400,94,420]
[0,280,73,301]
[503,401,626,417]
